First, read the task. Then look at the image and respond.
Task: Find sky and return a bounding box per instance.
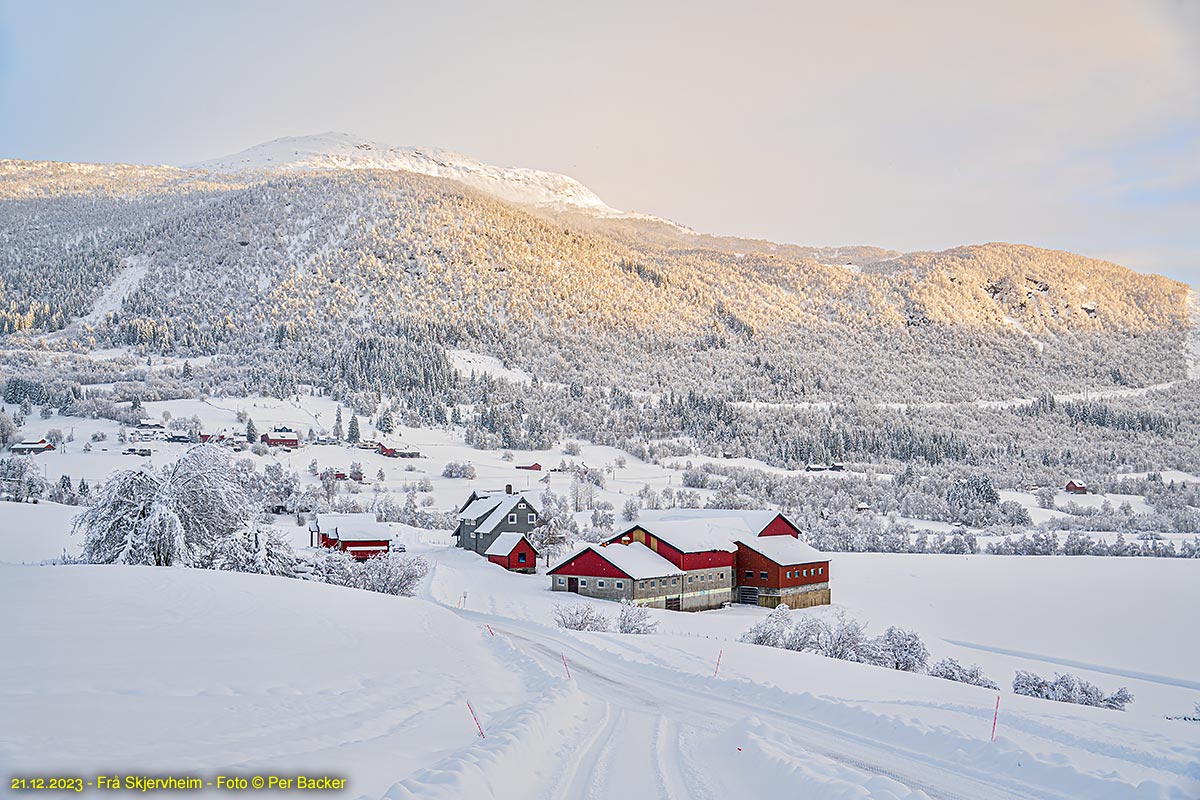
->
[1,0,1197,284]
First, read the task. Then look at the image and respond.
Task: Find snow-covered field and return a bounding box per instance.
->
[2,394,1199,799]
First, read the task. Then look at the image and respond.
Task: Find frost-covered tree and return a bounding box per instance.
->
[347,415,360,443]
[1013,669,1133,710]
[529,489,578,566]
[739,604,792,647]
[617,599,657,634]
[0,411,15,447]
[377,407,395,434]
[1036,486,1056,509]
[333,407,344,441]
[212,525,297,577]
[621,497,640,522]
[245,418,258,444]
[876,626,929,672]
[0,457,48,502]
[75,445,253,568]
[553,603,610,632]
[309,547,357,586]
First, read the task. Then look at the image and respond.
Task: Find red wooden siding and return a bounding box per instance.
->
[489,538,537,570]
[757,514,802,538]
[617,526,734,570]
[734,543,828,590]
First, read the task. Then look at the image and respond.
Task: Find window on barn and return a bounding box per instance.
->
[557,577,565,585]
[518,553,527,563]
[616,581,623,589]
[598,580,605,588]
[671,578,677,585]
[580,579,588,587]
[744,570,752,579]
[639,581,646,589]
[819,567,824,575]
[718,572,724,580]
[688,576,694,583]
[759,571,768,580]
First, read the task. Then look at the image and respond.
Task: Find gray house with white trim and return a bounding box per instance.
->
[455,486,542,557]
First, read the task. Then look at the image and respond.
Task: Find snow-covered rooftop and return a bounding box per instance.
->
[616,520,740,553]
[643,509,796,533]
[484,531,535,557]
[315,512,392,542]
[552,542,683,580]
[474,492,541,535]
[735,535,826,565]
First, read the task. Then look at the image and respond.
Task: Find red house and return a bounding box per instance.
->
[1065,481,1088,495]
[10,439,55,455]
[733,536,830,608]
[261,429,300,447]
[484,532,538,573]
[309,512,392,560]
[515,462,542,471]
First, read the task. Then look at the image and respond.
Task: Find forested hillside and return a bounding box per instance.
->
[0,156,1195,474]
[0,159,1189,403]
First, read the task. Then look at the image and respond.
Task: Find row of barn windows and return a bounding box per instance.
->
[742,567,825,579]
[554,574,726,589]
[549,573,720,592]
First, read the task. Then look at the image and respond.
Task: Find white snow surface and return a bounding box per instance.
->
[734,533,827,564]
[192,133,622,214]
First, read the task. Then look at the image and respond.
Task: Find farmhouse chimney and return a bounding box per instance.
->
[505,483,513,495]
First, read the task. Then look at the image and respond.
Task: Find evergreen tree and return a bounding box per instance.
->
[246,418,258,444]
[377,408,394,434]
[181,360,193,379]
[348,415,360,443]
[333,407,344,441]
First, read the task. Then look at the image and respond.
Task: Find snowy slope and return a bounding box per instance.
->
[191,132,622,214]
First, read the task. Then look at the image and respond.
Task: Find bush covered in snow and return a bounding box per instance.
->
[928,658,999,690]
[876,626,930,673]
[553,603,611,632]
[1012,669,1133,711]
[354,552,430,596]
[441,461,477,479]
[616,600,657,635]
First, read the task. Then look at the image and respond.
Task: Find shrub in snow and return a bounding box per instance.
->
[876,626,929,673]
[0,457,48,502]
[354,552,430,597]
[928,658,998,690]
[739,604,792,648]
[213,526,298,578]
[553,603,611,632]
[617,600,658,635]
[309,547,358,587]
[621,497,640,521]
[1013,669,1133,711]
[563,440,582,456]
[818,612,883,664]
[441,461,476,479]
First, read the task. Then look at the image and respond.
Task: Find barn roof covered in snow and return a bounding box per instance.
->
[734,535,826,565]
[549,542,683,580]
[312,512,392,542]
[484,531,537,557]
[610,520,740,553]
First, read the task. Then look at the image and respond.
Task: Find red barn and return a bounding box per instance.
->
[484,532,538,573]
[309,512,391,560]
[734,536,830,608]
[261,430,300,447]
[549,542,684,607]
[1065,481,1088,495]
[10,439,55,455]
[605,521,736,610]
[515,462,542,471]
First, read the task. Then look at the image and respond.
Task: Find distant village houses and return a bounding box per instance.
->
[9,439,55,455]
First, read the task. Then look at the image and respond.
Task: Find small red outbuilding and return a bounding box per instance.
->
[485,532,538,573]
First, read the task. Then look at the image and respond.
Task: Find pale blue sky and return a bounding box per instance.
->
[1,0,1197,284]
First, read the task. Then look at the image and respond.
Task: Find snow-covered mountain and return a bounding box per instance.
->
[191,132,625,214]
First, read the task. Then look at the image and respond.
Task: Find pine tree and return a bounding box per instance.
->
[377,408,394,434]
[181,360,193,379]
[246,418,258,444]
[333,407,344,441]
[348,415,360,443]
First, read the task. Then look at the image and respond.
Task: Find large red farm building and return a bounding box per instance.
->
[550,510,830,612]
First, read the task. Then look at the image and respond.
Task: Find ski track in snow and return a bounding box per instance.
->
[944,640,1200,692]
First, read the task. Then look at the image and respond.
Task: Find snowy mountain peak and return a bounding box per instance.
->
[190,132,622,214]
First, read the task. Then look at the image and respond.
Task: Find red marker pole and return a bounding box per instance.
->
[714,649,723,677]
[486,624,495,637]
[990,694,1000,742]
[467,701,485,739]
[561,652,572,679]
